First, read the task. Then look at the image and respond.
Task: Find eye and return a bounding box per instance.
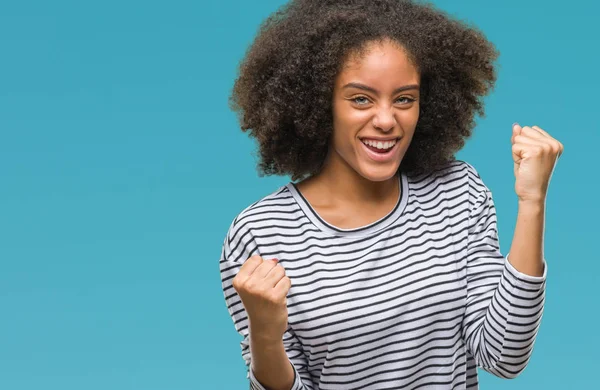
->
[396,97,416,104]
[351,96,370,105]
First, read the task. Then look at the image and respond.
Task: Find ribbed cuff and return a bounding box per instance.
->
[249,359,303,390]
[505,253,547,284]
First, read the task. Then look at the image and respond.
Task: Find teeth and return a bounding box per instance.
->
[362,139,397,150]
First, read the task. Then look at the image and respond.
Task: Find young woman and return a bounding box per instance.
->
[219,1,563,389]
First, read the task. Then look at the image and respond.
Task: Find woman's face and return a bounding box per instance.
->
[329,39,420,182]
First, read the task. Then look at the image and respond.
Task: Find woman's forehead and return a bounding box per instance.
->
[336,44,420,90]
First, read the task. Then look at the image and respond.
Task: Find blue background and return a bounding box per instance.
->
[1,0,597,388]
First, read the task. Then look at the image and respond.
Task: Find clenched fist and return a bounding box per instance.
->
[232,255,292,342]
[511,123,564,203]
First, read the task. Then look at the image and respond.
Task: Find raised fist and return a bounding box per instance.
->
[232,256,292,342]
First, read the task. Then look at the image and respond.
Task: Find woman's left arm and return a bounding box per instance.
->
[507,123,564,277]
[461,124,564,379]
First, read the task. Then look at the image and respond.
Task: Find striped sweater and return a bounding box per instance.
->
[219,160,546,389]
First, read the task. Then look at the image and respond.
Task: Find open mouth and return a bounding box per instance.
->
[360,138,399,153]
[358,137,401,163]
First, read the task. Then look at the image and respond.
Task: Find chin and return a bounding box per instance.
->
[359,164,401,182]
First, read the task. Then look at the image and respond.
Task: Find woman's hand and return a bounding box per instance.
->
[232,256,292,342]
[511,123,564,204]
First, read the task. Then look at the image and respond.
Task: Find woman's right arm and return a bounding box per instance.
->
[250,334,296,390]
[219,220,314,390]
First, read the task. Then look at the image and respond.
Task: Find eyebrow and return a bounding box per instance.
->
[342,82,420,95]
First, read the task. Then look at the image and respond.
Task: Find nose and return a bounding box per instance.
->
[372,106,397,132]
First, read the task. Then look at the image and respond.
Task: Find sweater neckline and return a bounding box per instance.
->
[286,172,408,238]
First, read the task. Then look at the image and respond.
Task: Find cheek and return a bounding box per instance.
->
[333,109,371,139]
[398,104,419,121]
[332,106,365,146]
[344,108,371,123]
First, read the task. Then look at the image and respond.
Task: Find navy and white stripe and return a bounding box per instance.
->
[219,160,546,389]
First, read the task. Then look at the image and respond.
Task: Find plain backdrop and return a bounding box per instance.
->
[1,0,598,388]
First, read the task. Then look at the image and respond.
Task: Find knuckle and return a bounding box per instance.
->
[240,256,260,270]
[244,278,258,292]
[552,146,560,154]
[260,262,275,272]
[232,273,247,289]
[248,255,263,263]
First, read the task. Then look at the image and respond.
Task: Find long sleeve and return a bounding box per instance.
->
[461,164,547,379]
[219,219,314,389]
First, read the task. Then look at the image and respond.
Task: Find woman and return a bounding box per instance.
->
[219,0,563,389]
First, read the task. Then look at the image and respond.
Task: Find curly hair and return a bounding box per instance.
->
[229,0,499,181]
